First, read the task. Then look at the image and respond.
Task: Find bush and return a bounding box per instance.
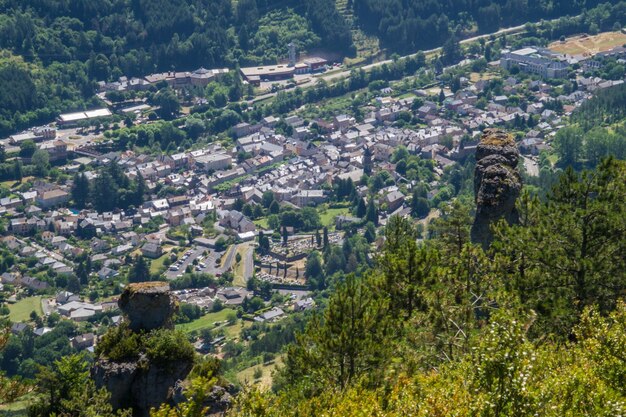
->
[95,324,141,361]
[144,329,195,365]
[97,324,195,366]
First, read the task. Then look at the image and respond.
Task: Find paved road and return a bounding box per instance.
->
[241,243,254,281]
[523,156,540,177]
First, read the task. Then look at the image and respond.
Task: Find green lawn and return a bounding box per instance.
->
[149,253,171,275]
[319,207,351,227]
[176,308,235,333]
[254,217,269,229]
[8,296,43,323]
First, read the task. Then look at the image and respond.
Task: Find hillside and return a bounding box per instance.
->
[1,0,625,137]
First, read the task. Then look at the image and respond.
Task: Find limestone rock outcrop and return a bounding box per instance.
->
[94,282,192,417]
[470,128,522,247]
[119,282,177,331]
[93,357,193,415]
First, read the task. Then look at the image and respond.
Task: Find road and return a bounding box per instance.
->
[241,243,254,281]
[523,156,540,177]
[250,17,573,104]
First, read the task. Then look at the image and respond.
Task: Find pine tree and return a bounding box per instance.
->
[71,173,90,209]
[356,197,366,218]
[363,147,373,175]
[128,255,150,283]
[366,199,378,226]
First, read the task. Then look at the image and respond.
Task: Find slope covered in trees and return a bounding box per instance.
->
[0,0,351,136]
[352,0,626,53]
[226,158,626,416]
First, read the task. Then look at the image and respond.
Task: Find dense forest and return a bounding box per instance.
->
[353,0,626,53]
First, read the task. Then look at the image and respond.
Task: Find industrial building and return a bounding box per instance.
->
[56,108,113,126]
[500,47,569,78]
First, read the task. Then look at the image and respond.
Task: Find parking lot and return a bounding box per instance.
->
[164,245,233,279]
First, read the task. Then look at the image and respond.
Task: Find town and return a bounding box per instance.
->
[1,27,625,390]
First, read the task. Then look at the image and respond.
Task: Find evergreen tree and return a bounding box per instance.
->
[356,197,367,218]
[71,173,90,209]
[128,255,150,283]
[91,172,118,213]
[365,199,378,226]
[362,147,373,175]
[12,160,22,181]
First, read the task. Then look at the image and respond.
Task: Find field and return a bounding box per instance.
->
[549,31,626,56]
[8,296,43,323]
[319,207,351,227]
[149,253,171,275]
[176,308,235,333]
[253,217,269,229]
[236,355,285,391]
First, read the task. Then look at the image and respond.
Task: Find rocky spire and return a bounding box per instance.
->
[119,282,177,331]
[470,128,522,247]
[93,283,193,417]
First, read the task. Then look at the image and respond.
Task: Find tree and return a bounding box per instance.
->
[154,88,181,120]
[411,194,429,218]
[31,150,49,177]
[269,200,280,214]
[30,354,130,417]
[258,231,270,254]
[91,172,118,212]
[493,159,626,336]
[356,197,366,218]
[133,173,146,206]
[284,274,389,389]
[12,160,22,181]
[305,251,324,283]
[362,147,373,175]
[442,36,462,65]
[71,173,90,209]
[553,126,583,166]
[364,221,376,243]
[322,226,329,249]
[19,140,36,158]
[365,199,378,226]
[262,191,276,208]
[128,255,150,283]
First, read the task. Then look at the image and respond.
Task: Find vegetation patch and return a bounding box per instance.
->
[8,296,42,323]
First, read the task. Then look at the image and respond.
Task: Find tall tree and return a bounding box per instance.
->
[71,173,90,209]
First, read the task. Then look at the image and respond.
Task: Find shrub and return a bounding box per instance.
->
[144,329,195,365]
[95,324,141,361]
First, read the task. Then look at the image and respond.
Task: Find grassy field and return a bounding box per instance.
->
[176,308,235,333]
[319,207,351,227]
[223,320,251,340]
[149,253,170,275]
[253,217,269,229]
[0,176,35,190]
[220,245,236,269]
[549,31,626,55]
[8,296,43,323]
[236,355,284,391]
[470,71,498,82]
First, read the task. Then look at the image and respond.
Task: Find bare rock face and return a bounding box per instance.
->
[93,357,194,416]
[471,128,522,247]
[119,282,177,331]
[94,283,191,417]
